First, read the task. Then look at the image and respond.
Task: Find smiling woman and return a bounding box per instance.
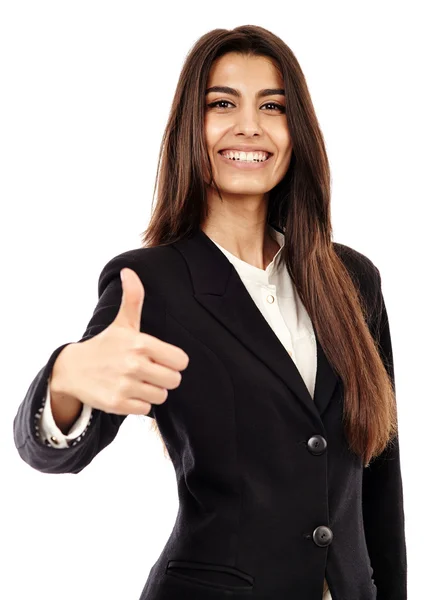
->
[13,23,406,600]
[203,55,292,204]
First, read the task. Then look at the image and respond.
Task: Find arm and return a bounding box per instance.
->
[13,252,160,474]
[362,267,407,599]
[37,377,93,449]
[14,328,126,474]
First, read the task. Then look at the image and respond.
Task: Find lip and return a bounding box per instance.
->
[218,147,273,155]
[217,151,274,170]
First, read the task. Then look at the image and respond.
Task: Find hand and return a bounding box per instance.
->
[64,268,189,416]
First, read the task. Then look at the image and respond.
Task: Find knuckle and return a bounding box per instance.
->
[125,355,141,375]
[118,376,131,396]
[133,334,148,353]
[108,392,122,412]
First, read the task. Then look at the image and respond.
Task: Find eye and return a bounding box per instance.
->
[207,100,286,113]
[261,102,286,113]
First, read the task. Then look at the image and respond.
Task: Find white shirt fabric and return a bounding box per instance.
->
[37,225,332,599]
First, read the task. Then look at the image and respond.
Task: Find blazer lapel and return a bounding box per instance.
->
[172,227,340,423]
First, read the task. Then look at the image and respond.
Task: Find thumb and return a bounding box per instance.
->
[113,268,145,331]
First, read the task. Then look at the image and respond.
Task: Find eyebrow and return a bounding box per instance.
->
[205,86,285,98]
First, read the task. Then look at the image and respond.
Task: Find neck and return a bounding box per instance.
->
[201,219,279,270]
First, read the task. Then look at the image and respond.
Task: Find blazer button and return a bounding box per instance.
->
[307,435,327,455]
[312,526,333,547]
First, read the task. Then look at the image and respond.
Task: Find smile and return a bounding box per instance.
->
[217,151,274,170]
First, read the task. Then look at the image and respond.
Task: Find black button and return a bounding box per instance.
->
[312,526,333,547]
[307,435,327,455]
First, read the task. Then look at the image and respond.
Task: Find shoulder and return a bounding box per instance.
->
[96,246,174,296]
[332,241,382,321]
[332,241,381,284]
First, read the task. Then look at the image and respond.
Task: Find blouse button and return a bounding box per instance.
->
[266,294,275,304]
[50,436,59,445]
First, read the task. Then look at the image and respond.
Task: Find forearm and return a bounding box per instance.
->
[49,344,85,434]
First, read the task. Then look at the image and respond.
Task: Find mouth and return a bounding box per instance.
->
[217,150,273,163]
[217,150,274,170]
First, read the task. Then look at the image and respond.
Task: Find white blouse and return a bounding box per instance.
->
[37,225,332,599]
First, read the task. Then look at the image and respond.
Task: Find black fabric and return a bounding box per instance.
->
[13,229,407,599]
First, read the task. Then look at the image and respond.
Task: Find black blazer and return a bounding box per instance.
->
[13,225,407,600]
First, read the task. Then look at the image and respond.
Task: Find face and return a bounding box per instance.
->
[204,52,293,201]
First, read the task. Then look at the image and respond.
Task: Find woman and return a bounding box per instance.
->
[13,25,407,599]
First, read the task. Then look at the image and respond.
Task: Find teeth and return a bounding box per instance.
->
[220,150,269,162]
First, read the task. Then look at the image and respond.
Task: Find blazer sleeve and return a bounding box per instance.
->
[38,379,94,448]
[13,251,161,475]
[362,267,408,599]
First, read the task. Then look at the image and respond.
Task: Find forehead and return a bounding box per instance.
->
[207,53,283,86]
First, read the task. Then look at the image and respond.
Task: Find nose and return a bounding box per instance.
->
[232,105,264,136]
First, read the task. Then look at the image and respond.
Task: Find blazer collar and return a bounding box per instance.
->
[172,226,340,423]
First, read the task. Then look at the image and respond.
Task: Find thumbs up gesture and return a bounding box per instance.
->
[64,268,189,416]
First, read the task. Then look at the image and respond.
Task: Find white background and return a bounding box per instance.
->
[1,1,439,598]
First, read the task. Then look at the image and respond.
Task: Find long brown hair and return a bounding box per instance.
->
[139,25,397,468]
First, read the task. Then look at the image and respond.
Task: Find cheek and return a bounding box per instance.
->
[205,115,230,147]
[271,120,291,148]
[275,130,292,156]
